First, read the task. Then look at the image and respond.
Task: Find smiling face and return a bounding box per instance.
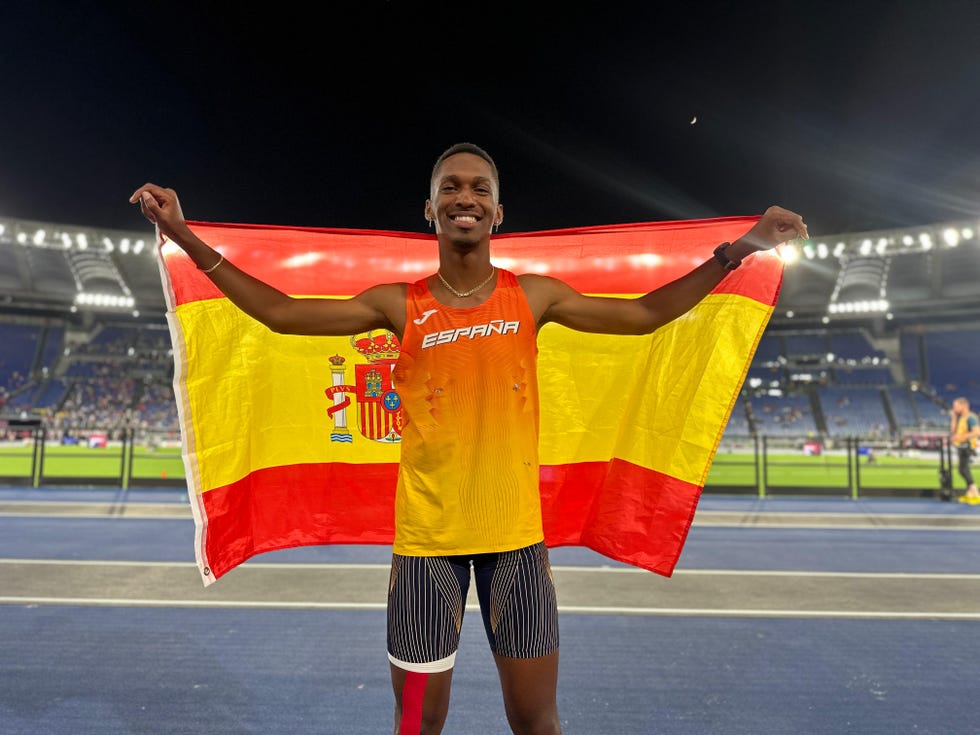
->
[425,152,503,249]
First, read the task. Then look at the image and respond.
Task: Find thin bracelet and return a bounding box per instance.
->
[200,254,224,274]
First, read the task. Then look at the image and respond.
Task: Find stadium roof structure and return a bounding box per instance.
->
[1,215,978,330]
[0,216,161,319]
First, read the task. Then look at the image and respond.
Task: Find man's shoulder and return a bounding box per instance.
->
[363,281,410,299]
[516,272,568,294]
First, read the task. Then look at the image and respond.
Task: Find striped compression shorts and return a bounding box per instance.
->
[387,541,559,673]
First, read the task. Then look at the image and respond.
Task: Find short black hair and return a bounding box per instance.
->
[430,142,500,196]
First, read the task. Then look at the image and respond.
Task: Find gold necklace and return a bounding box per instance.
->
[437,266,496,297]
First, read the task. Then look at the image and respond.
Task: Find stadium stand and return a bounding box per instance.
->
[923,328,980,404]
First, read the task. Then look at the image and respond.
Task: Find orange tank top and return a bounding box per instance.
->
[392,269,543,555]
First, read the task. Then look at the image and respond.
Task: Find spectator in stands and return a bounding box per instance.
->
[950,397,980,505]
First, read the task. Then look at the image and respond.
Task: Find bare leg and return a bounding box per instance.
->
[390,663,454,735]
[494,651,562,735]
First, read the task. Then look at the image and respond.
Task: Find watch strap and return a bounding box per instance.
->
[713,242,741,271]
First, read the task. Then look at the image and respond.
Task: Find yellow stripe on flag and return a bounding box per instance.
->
[538,292,770,485]
[173,298,401,493]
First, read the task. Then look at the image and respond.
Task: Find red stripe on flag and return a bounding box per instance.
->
[199,459,700,581]
[200,462,399,580]
[540,459,701,577]
[165,216,774,307]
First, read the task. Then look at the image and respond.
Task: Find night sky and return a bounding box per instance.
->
[3,1,979,239]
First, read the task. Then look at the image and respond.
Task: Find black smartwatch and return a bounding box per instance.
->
[713,242,741,271]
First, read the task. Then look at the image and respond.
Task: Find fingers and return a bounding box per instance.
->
[129,182,166,204]
[765,205,809,244]
[137,190,159,224]
[129,183,184,232]
[795,216,810,241]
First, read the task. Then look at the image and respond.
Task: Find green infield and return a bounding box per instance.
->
[0,444,950,495]
[706,451,945,492]
[0,444,185,481]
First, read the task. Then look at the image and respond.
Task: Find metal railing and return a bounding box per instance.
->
[0,429,958,498]
[0,427,185,488]
[704,434,952,498]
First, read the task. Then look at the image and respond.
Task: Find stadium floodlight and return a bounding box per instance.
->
[74,292,136,309]
[816,242,828,259]
[859,239,872,255]
[942,227,959,247]
[780,243,800,264]
[33,229,45,245]
[779,243,800,265]
[827,298,889,315]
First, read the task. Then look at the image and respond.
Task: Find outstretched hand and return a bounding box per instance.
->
[128,184,190,246]
[741,206,809,251]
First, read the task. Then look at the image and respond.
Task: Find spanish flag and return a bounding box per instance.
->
[160,217,782,585]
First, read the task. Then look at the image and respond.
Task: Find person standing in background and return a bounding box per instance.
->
[950,397,980,505]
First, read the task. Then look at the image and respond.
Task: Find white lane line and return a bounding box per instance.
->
[0,559,389,570]
[0,513,190,520]
[2,504,969,520]
[0,559,201,567]
[659,569,980,580]
[4,558,980,580]
[697,523,980,531]
[2,513,977,532]
[698,512,979,521]
[3,558,980,580]
[2,596,979,619]
[0,596,386,609]
[556,607,980,619]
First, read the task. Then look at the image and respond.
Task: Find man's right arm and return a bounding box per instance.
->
[130,183,403,337]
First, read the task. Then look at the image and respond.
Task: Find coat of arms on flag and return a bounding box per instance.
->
[325,330,403,444]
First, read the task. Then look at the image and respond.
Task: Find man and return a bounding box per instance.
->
[131,142,807,735]
[950,397,980,505]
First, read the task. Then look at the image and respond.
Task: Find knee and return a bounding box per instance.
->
[505,709,562,735]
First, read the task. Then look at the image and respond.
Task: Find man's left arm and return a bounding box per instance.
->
[533,206,808,334]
